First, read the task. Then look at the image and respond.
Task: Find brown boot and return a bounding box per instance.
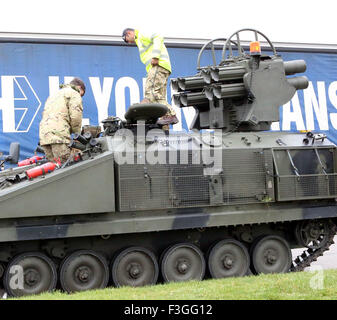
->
[157,114,179,125]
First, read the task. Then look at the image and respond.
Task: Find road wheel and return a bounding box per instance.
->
[111,247,158,287]
[160,243,205,283]
[3,252,57,297]
[60,250,109,293]
[208,239,250,279]
[251,235,292,274]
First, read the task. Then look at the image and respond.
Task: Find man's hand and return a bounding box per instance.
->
[151,58,159,66]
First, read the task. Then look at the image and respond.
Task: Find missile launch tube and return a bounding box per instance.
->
[69,141,87,151]
[287,76,309,90]
[210,66,246,82]
[180,92,209,107]
[177,76,206,91]
[284,60,307,75]
[73,133,89,145]
[212,83,246,99]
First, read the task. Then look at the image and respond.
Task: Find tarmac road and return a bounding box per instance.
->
[292,235,337,271]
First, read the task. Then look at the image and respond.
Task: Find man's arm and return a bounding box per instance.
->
[151,33,163,65]
[68,93,83,134]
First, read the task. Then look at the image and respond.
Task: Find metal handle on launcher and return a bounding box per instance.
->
[197,38,242,70]
[221,28,277,61]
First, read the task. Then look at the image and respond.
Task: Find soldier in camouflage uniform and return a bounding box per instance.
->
[122,28,179,131]
[39,78,86,163]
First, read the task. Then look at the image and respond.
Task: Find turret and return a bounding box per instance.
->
[172,28,309,132]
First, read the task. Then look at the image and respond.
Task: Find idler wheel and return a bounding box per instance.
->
[251,235,292,274]
[295,220,330,249]
[208,239,250,279]
[3,252,57,297]
[60,250,109,293]
[160,243,205,283]
[111,247,158,287]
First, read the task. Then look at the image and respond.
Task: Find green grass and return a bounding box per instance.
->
[14,269,337,300]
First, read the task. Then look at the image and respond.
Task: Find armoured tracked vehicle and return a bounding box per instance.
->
[0,28,336,297]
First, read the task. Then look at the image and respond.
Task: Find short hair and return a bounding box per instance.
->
[70,77,86,94]
[122,28,134,42]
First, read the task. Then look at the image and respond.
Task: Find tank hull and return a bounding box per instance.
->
[0,200,336,243]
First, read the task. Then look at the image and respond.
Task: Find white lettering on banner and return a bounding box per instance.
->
[304,81,329,130]
[328,81,337,130]
[0,76,41,133]
[282,92,306,131]
[49,76,75,95]
[142,77,146,97]
[271,122,280,131]
[0,76,15,132]
[89,77,114,124]
[115,77,140,120]
[64,76,74,84]
[2,77,337,135]
[48,76,60,96]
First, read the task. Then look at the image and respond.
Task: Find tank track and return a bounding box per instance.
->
[290,220,337,272]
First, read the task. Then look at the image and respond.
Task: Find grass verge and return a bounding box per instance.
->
[14,268,337,300]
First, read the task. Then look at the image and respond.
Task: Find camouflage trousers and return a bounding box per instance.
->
[145,65,177,122]
[42,143,71,163]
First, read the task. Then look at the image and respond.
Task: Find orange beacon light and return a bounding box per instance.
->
[250,41,261,55]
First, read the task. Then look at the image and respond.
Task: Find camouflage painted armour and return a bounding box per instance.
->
[145,65,177,127]
[39,85,83,162]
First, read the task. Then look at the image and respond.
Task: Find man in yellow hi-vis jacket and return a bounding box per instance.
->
[122,28,178,130]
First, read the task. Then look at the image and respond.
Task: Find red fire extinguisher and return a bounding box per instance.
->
[18,156,44,167]
[25,162,57,180]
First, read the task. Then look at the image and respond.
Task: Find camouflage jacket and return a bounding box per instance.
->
[39,85,83,145]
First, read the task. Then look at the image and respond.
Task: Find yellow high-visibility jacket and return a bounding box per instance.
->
[135,29,171,73]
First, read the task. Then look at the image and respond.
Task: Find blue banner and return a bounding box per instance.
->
[0,41,337,159]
